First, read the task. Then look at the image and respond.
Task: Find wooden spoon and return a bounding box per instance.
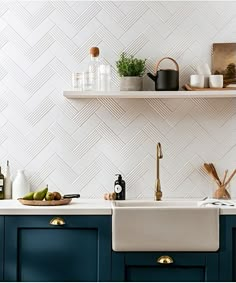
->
[204,163,221,186]
[209,163,222,186]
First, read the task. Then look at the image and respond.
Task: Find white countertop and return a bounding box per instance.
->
[0,198,236,215]
[0,199,112,215]
[219,206,236,215]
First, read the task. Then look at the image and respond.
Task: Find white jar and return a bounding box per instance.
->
[12,170,30,199]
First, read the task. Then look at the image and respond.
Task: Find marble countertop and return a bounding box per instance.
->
[0,198,236,215]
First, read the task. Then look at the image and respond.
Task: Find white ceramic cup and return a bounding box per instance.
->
[190,75,205,88]
[209,75,223,88]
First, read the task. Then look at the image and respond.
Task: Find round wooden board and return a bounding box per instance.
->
[18,198,72,206]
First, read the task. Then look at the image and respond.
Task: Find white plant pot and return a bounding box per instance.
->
[120,77,143,91]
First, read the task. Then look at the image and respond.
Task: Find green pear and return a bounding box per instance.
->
[22,192,34,200]
[45,192,54,201]
[33,187,48,200]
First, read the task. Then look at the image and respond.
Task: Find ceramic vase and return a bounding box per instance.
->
[12,170,30,199]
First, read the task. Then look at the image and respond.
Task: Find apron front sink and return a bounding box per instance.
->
[112,200,219,252]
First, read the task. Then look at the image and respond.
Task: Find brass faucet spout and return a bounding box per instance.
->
[155,143,163,201]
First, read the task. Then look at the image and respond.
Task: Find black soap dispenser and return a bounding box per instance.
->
[114,174,126,200]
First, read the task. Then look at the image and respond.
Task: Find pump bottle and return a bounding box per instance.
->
[114,174,126,200]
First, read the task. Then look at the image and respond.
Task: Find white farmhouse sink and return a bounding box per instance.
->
[113,200,199,207]
[112,200,219,252]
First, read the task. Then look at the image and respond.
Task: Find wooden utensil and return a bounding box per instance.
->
[204,163,221,186]
[209,163,222,186]
[222,170,228,185]
[225,169,236,187]
[204,163,235,200]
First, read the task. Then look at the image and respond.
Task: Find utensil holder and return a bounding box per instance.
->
[213,184,231,200]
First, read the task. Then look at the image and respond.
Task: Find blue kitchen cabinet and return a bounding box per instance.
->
[2,214,236,282]
[112,252,219,282]
[0,217,4,282]
[219,215,236,281]
[4,216,111,282]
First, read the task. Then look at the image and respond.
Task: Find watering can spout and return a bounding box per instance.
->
[147,73,156,81]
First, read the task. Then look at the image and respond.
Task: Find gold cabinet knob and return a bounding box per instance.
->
[157,255,174,264]
[50,217,65,226]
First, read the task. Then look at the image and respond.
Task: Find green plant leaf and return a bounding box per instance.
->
[116,52,146,77]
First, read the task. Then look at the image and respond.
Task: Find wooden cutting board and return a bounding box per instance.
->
[184,84,236,91]
[18,198,72,206]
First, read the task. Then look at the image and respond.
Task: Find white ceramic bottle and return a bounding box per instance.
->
[12,170,30,199]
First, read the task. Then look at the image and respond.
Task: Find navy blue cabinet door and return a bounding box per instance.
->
[219,216,236,281]
[4,216,111,282]
[0,217,3,282]
[112,252,218,282]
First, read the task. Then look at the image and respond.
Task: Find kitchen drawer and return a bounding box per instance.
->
[112,252,219,282]
[4,215,111,282]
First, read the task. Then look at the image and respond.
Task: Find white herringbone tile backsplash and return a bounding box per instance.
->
[0,1,235,199]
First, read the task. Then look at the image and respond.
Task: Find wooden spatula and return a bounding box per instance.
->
[209,163,222,186]
[203,163,221,186]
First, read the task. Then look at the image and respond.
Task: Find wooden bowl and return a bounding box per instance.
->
[18,198,72,206]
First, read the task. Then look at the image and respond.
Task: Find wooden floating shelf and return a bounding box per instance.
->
[63,90,236,99]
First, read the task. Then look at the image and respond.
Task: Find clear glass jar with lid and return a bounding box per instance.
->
[88,47,100,91]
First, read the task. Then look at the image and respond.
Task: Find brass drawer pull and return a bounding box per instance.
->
[50,217,65,226]
[157,255,174,264]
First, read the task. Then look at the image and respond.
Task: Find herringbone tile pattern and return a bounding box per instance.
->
[0,1,235,199]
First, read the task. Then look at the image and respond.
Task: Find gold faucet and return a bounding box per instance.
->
[155,143,163,201]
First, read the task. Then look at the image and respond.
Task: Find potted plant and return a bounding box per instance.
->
[116,53,146,91]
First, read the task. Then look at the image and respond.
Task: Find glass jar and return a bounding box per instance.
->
[98,64,111,91]
[72,73,83,90]
[82,72,93,91]
[88,47,100,91]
